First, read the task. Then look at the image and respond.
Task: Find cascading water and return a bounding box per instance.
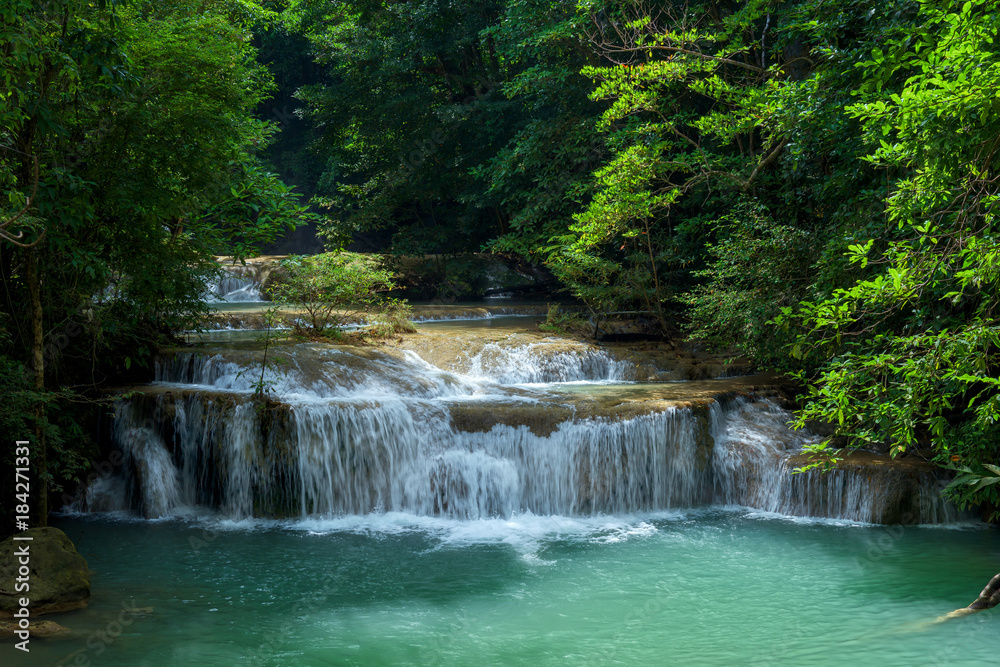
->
[204,274,262,303]
[92,386,712,519]
[82,343,962,524]
[711,398,958,523]
[202,260,278,303]
[106,404,184,517]
[462,340,633,383]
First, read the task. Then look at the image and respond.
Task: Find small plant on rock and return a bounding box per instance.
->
[368,298,418,338]
[235,304,287,398]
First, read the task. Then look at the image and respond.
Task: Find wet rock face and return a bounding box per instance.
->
[710,400,962,525]
[783,451,955,524]
[449,403,576,438]
[727,450,958,525]
[0,527,90,617]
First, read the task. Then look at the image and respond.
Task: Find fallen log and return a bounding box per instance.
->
[968,572,1000,611]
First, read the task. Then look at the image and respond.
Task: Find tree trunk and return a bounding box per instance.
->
[968,572,1000,610]
[25,249,48,526]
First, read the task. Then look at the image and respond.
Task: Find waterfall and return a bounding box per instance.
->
[111,402,183,518]
[155,349,487,399]
[463,340,633,383]
[202,260,279,303]
[711,397,958,523]
[89,391,713,520]
[204,274,262,303]
[83,345,962,524]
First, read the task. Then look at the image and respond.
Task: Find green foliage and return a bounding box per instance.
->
[284,0,605,257]
[538,303,588,336]
[545,1,784,318]
[369,299,418,338]
[2,0,312,370]
[3,0,999,517]
[272,252,397,333]
[775,0,1000,510]
[0,315,92,532]
[683,200,812,365]
[791,442,842,474]
[286,0,506,252]
[262,0,1000,515]
[946,467,1000,520]
[0,0,312,518]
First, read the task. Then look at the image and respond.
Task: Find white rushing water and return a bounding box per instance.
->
[711,398,958,523]
[82,345,960,524]
[204,273,263,303]
[462,340,633,384]
[94,394,711,519]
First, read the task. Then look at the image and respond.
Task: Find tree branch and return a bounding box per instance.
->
[0,152,45,248]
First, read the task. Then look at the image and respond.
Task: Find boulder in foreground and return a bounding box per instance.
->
[0,527,90,617]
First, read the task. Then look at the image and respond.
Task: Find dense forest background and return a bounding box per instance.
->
[2,0,999,530]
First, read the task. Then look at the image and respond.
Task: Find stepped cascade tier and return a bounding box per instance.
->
[203,258,276,303]
[204,273,262,303]
[78,344,959,524]
[396,330,749,382]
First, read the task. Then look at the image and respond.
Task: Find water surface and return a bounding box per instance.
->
[5,512,995,666]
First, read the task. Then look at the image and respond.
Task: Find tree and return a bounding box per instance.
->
[0,0,313,531]
[271,252,396,333]
[544,0,808,326]
[683,199,812,364]
[776,0,1000,516]
[1,0,130,526]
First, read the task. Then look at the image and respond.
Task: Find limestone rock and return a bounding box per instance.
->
[0,527,90,617]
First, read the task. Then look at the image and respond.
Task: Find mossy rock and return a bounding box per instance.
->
[0,527,90,617]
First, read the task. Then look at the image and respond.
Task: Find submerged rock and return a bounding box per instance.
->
[0,619,71,638]
[0,527,90,617]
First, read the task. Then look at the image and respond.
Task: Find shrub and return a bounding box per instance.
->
[538,303,589,336]
[272,253,396,333]
[369,298,418,338]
